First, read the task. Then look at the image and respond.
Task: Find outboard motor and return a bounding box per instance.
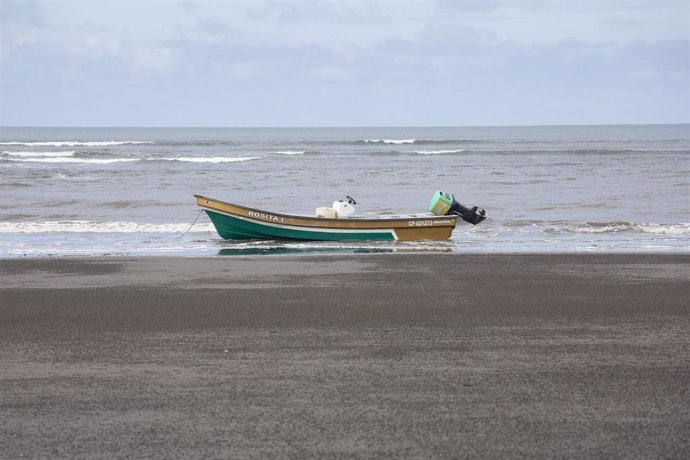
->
[428,190,486,225]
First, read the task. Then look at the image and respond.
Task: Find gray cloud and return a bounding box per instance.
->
[0,0,44,26]
[437,0,502,12]
[245,0,391,24]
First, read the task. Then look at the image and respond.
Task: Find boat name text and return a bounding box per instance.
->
[248,211,284,222]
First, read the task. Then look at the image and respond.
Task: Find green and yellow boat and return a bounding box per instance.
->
[195,191,485,242]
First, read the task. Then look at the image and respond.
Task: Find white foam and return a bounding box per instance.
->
[156,156,259,163]
[551,222,690,235]
[0,141,154,146]
[2,150,76,157]
[0,221,215,233]
[6,158,139,164]
[365,139,415,144]
[635,223,690,234]
[271,151,305,155]
[414,149,465,155]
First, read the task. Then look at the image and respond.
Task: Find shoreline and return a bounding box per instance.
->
[2,246,690,259]
[1,254,688,457]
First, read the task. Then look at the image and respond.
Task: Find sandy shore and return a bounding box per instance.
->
[1,254,688,458]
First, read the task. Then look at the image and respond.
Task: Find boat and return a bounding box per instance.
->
[195,190,486,242]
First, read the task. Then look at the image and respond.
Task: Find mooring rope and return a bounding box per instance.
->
[175,209,204,240]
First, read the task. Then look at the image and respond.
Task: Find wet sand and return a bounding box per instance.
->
[1,254,689,458]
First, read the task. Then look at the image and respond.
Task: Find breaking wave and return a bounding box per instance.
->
[271,151,306,155]
[414,149,465,155]
[0,141,154,147]
[364,139,415,145]
[360,139,481,146]
[155,156,259,163]
[0,221,214,233]
[4,157,139,164]
[543,221,690,235]
[2,155,261,164]
[2,150,76,157]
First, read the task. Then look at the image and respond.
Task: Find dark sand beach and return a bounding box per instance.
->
[1,254,688,458]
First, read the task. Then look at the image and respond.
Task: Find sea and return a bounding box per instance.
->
[1,125,688,257]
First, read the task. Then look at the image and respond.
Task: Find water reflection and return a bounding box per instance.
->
[216,240,453,256]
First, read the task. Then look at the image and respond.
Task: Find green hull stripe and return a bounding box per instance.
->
[205,210,397,241]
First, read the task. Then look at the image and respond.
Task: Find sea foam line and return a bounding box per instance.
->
[156,156,259,163]
[0,141,154,147]
[1,150,76,157]
[365,139,416,144]
[543,222,690,235]
[0,221,215,233]
[414,149,465,155]
[271,151,306,155]
[3,156,261,164]
[5,158,138,164]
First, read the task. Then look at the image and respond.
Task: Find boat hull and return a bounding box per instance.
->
[195,195,458,241]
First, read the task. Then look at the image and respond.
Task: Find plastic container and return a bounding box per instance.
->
[315,207,337,218]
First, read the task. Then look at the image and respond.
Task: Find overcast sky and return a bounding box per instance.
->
[1,0,688,126]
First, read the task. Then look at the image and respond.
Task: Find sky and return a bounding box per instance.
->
[1,0,688,127]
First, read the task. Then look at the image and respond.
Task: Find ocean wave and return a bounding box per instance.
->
[363,150,407,156]
[544,221,690,235]
[102,200,180,209]
[155,156,259,163]
[360,139,485,146]
[414,149,465,155]
[271,151,306,155]
[1,150,76,157]
[413,139,483,145]
[364,139,415,144]
[3,155,262,164]
[0,141,154,147]
[147,140,241,147]
[0,221,214,234]
[362,149,466,156]
[0,182,32,188]
[4,157,139,164]
[533,148,676,155]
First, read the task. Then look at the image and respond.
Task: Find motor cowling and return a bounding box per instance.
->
[428,190,486,225]
[332,199,356,217]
